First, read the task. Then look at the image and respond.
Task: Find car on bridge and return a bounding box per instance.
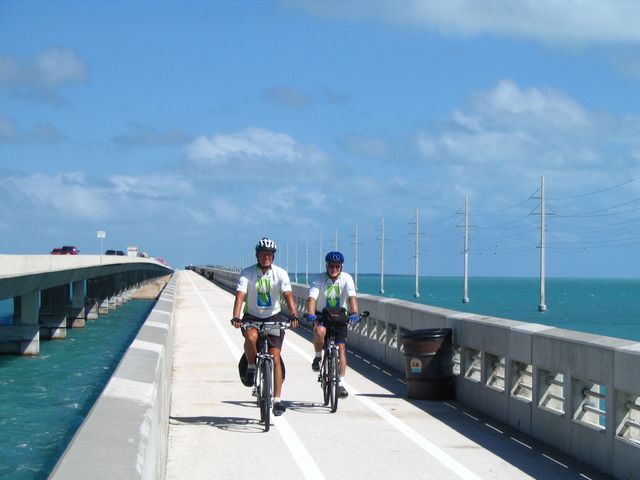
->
[60,246,79,255]
[51,248,63,255]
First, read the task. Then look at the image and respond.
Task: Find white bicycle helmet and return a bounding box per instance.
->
[255,237,277,253]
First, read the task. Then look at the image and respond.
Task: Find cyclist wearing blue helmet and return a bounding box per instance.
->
[307,251,359,399]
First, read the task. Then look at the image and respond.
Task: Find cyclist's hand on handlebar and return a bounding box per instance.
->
[348,312,360,323]
[305,313,318,323]
[290,315,300,329]
[230,317,242,328]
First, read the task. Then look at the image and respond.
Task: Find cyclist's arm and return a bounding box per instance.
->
[232,291,246,319]
[283,290,299,318]
[348,296,358,315]
[307,296,318,316]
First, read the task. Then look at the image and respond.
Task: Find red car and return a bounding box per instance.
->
[51,248,63,255]
[61,246,79,255]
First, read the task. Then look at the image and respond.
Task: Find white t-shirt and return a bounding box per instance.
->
[308,272,357,311]
[236,264,292,318]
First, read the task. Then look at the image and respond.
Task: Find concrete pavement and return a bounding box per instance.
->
[166,270,610,480]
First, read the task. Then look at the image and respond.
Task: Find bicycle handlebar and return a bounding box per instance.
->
[303,311,370,321]
[233,320,291,330]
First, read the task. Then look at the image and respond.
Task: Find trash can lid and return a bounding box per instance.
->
[401,328,452,341]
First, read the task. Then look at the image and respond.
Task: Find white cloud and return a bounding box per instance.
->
[107,174,194,199]
[111,123,191,146]
[264,86,313,110]
[0,172,109,218]
[35,47,86,85]
[285,1,640,44]
[0,116,65,143]
[467,80,589,128]
[414,79,640,206]
[339,134,391,158]
[0,47,86,103]
[186,127,328,169]
[0,116,19,141]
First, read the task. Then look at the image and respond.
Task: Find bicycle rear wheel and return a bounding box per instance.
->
[329,350,339,413]
[259,359,272,431]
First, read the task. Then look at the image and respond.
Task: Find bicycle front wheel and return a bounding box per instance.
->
[329,350,339,413]
[321,355,330,406]
[259,359,273,431]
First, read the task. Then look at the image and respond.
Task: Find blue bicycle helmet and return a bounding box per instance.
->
[325,251,344,264]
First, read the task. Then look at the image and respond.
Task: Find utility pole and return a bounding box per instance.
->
[354,224,359,290]
[335,230,338,250]
[463,196,470,303]
[295,241,298,283]
[305,238,309,285]
[538,176,547,312]
[414,208,420,298]
[319,233,323,274]
[380,217,385,294]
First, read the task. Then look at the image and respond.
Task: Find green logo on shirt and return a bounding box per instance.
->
[257,277,272,307]
[326,284,340,309]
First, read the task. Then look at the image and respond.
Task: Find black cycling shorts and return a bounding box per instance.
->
[316,309,348,345]
[241,313,285,350]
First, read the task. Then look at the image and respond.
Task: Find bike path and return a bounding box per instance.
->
[166,270,610,480]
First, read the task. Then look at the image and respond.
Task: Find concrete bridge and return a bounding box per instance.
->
[48,269,640,479]
[0,254,173,355]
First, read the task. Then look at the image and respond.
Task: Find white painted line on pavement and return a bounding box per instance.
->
[186,275,326,480]
[283,340,482,480]
[272,416,326,480]
[187,275,240,358]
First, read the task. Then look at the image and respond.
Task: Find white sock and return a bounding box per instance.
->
[274,397,281,403]
[247,364,256,370]
[314,352,322,358]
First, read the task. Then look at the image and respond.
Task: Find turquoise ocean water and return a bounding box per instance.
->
[355,275,640,341]
[0,299,153,480]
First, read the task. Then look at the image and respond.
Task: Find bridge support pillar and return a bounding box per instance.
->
[86,277,106,317]
[67,280,86,328]
[40,285,68,339]
[4,292,41,355]
[107,275,118,310]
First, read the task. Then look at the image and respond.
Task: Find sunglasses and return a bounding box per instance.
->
[327,263,342,270]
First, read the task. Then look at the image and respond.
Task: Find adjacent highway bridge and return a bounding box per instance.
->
[0,254,173,355]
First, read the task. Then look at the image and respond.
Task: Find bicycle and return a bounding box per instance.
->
[238,319,289,432]
[311,310,369,413]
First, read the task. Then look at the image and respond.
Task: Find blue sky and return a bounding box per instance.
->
[2,1,640,277]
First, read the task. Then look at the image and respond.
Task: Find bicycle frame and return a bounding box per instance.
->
[316,311,369,413]
[319,318,344,413]
[243,320,288,432]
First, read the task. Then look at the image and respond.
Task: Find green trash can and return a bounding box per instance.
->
[401,328,454,400]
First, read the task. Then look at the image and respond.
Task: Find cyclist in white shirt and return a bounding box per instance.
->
[306,251,359,399]
[231,237,299,416]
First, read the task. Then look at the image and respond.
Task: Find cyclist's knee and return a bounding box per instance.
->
[314,325,326,336]
[270,347,281,359]
[244,328,258,342]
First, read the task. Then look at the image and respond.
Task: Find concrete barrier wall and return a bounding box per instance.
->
[48,273,177,480]
[198,267,640,479]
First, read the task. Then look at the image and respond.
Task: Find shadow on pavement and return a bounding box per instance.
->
[286,324,612,480]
